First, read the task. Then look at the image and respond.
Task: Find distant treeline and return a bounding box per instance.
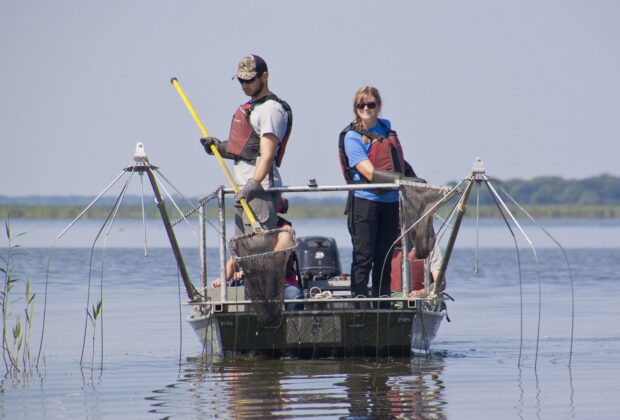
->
[468,174,620,205]
[2,174,620,219]
[0,203,347,220]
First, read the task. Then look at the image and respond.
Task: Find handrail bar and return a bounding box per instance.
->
[218,181,454,195]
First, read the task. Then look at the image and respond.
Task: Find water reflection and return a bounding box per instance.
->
[147,356,447,418]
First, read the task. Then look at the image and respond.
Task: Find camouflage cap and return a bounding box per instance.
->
[234,54,268,80]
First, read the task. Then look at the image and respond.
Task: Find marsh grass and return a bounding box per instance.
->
[1,220,36,381]
[86,298,102,376]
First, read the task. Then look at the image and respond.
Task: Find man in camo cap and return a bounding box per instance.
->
[200,54,293,235]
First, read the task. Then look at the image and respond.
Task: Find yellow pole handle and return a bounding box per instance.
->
[170,77,261,229]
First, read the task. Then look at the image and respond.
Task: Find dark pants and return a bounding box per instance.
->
[348,196,400,300]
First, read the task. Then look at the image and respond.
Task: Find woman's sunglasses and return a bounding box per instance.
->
[356,102,377,110]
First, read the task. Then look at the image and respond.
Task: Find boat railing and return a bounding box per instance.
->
[186,297,426,315]
[223,179,451,194]
[194,179,457,310]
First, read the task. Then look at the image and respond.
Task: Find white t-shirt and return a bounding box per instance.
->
[233,98,288,189]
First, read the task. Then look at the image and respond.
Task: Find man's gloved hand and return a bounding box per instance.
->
[239,178,264,202]
[200,137,221,155]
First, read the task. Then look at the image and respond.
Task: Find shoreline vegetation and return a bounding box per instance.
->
[2,203,620,220]
[3,174,620,219]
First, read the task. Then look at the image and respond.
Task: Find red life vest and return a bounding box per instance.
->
[338,120,407,183]
[226,94,293,167]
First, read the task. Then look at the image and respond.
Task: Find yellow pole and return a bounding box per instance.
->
[170,77,262,231]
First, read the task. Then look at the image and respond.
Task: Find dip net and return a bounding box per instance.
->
[230,227,297,324]
[400,183,455,259]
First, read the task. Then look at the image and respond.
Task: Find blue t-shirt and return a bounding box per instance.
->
[343,118,399,203]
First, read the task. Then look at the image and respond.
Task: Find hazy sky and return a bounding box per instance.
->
[1,1,619,197]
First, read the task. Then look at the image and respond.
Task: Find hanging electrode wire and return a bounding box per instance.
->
[36,170,128,368]
[177,269,183,362]
[475,179,481,273]
[499,186,575,366]
[149,169,197,240]
[140,173,149,257]
[80,172,134,366]
[96,169,136,367]
[485,177,543,369]
[485,181,525,366]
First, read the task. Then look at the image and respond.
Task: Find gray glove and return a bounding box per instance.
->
[372,169,403,184]
[200,137,221,155]
[239,178,264,201]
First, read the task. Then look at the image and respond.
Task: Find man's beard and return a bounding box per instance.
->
[248,78,265,98]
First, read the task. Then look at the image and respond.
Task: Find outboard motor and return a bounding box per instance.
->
[297,236,341,285]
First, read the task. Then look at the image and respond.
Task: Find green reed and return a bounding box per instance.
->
[1,220,36,380]
[86,298,102,374]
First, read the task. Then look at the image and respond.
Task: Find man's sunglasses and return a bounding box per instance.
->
[356,102,377,110]
[238,76,258,84]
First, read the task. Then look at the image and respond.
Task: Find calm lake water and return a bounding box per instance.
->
[2,218,620,419]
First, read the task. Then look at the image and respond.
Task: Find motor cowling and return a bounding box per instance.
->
[297,236,342,284]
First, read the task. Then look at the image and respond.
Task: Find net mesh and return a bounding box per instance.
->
[230,228,297,324]
[400,184,454,259]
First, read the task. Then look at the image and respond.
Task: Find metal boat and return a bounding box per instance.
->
[128,144,485,358]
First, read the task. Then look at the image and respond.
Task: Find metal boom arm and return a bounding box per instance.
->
[145,166,198,301]
[433,176,475,295]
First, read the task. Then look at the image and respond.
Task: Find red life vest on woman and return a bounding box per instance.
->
[338,120,409,183]
[225,94,293,167]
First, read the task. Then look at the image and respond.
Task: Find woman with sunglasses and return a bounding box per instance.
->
[339,86,420,305]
